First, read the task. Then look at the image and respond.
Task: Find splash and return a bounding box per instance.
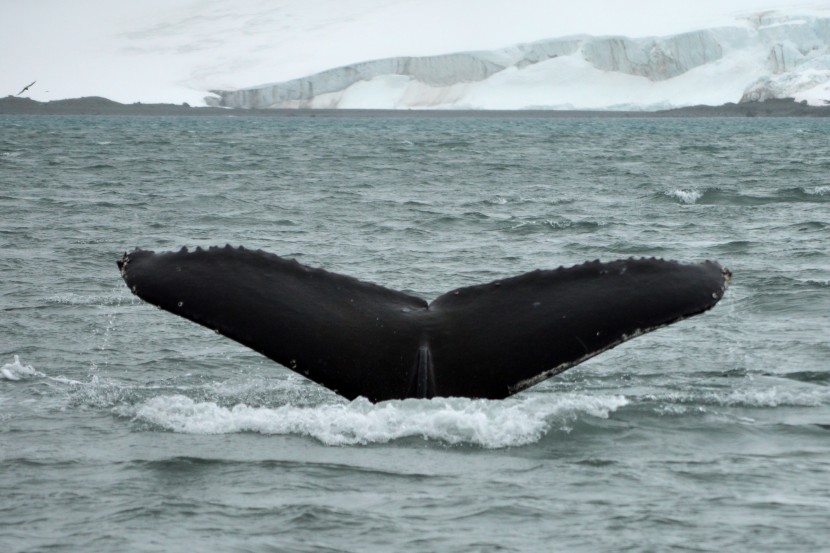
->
[125,393,628,448]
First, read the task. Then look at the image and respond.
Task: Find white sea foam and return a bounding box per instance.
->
[668,189,703,204]
[1,355,41,381]
[127,393,628,448]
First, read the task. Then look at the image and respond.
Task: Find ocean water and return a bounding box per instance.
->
[1,113,829,552]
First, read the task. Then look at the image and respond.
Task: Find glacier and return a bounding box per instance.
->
[208,13,830,110]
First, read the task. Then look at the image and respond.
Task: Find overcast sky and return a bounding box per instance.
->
[2,0,827,104]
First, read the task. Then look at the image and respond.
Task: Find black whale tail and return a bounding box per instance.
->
[118,246,730,402]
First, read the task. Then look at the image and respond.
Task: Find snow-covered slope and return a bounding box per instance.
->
[210,12,830,110]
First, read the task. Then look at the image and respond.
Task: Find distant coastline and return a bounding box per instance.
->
[2,95,829,117]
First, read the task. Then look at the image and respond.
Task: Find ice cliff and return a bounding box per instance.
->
[207,13,830,110]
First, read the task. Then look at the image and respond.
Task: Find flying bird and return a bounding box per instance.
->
[17,81,36,96]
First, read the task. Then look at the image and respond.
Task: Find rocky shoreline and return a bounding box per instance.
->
[1,95,828,117]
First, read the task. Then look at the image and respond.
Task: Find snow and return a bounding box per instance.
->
[303,47,768,111]
[215,14,830,110]
[2,0,829,108]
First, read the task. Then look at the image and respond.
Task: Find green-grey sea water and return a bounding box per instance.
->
[1,114,829,552]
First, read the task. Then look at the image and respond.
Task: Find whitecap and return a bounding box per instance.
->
[667,189,702,204]
[1,355,41,381]
[715,387,829,408]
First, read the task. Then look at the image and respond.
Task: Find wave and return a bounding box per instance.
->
[1,360,625,448]
[121,393,628,448]
[667,189,703,204]
[644,385,830,410]
[0,355,41,381]
[9,352,829,447]
[742,275,830,297]
[781,371,830,386]
[506,218,602,234]
[663,188,774,206]
[664,186,830,206]
[787,220,828,232]
[777,186,830,202]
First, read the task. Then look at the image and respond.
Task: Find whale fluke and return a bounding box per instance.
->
[118,247,729,402]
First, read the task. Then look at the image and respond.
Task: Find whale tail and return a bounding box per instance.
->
[118,246,729,402]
